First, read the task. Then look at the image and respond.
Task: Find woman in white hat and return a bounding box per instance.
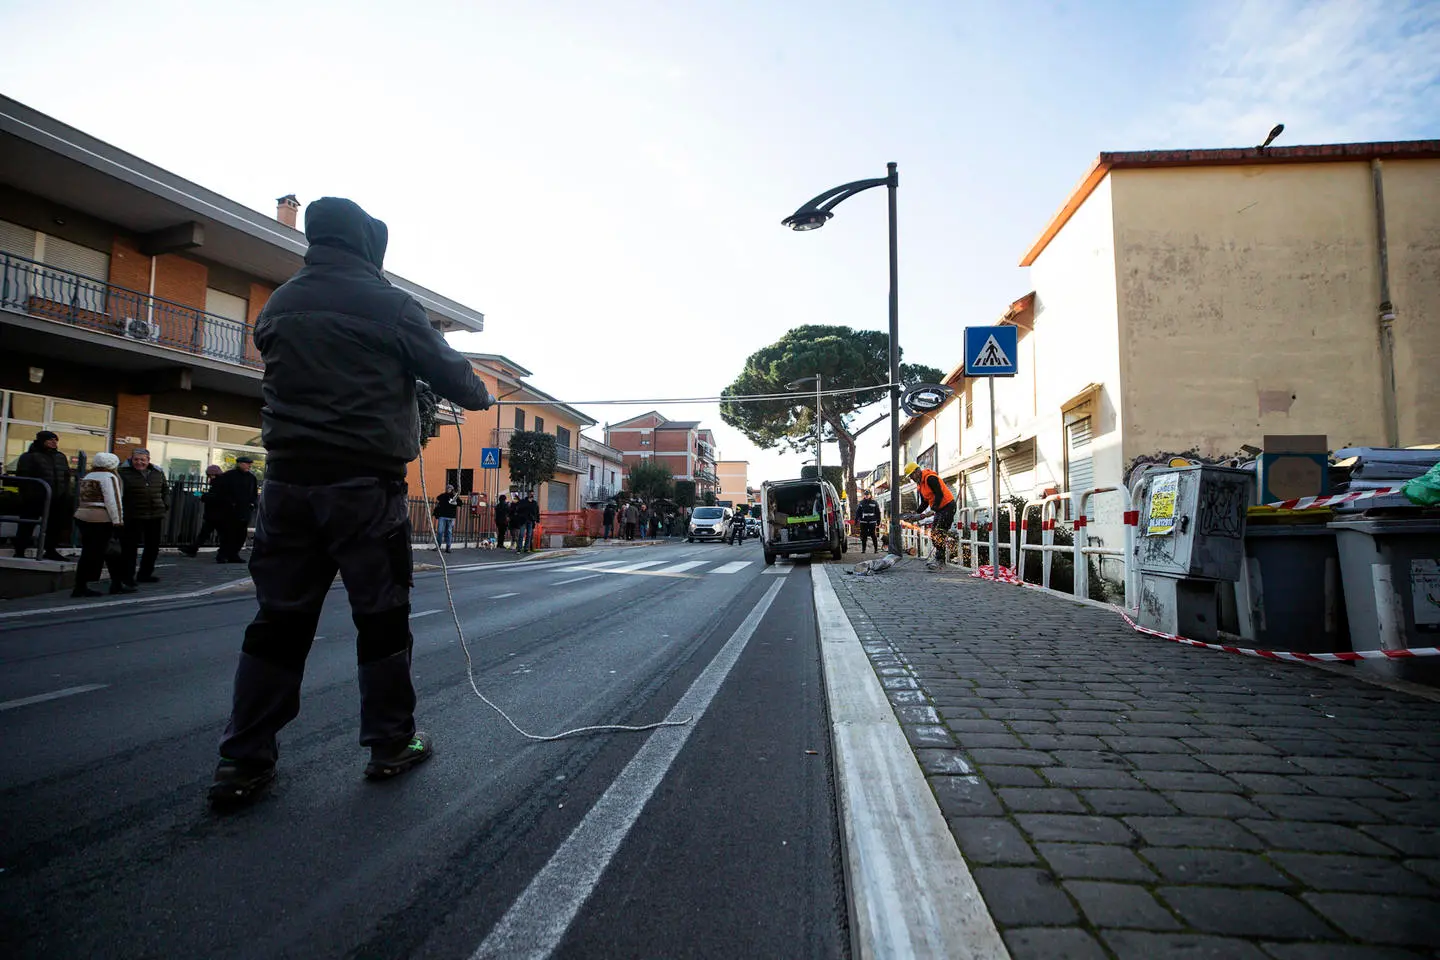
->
[71,452,135,597]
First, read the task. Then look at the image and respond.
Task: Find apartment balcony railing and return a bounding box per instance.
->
[1,251,261,370]
[582,483,617,502]
[491,428,589,473]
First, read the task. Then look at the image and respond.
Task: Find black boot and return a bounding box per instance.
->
[358,647,423,777]
[208,758,277,808]
[364,731,434,780]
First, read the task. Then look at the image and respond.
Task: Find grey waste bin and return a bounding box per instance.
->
[1244,525,1348,652]
[1329,519,1440,650]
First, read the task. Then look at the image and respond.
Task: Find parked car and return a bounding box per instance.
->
[759,478,846,565]
[687,506,732,542]
[745,516,761,537]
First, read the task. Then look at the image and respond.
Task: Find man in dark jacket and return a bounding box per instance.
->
[602,502,615,540]
[118,448,168,585]
[13,430,71,561]
[854,489,882,554]
[211,457,260,563]
[212,197,493,806]
[493,494,510,549]
[180,465,226,557]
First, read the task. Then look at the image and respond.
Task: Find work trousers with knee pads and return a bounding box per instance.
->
[219,477,418,764]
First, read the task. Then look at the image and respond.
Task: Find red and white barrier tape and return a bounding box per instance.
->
[970,564,1022,584]
[1109,604,1440,662]
[1264,486,1404,511]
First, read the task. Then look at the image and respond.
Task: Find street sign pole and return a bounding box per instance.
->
[963,324,1018,582]
[989,376,1000,581]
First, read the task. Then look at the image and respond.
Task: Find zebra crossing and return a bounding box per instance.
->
[542,557,787,583]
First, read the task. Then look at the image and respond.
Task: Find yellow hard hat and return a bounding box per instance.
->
[903,461,921,476]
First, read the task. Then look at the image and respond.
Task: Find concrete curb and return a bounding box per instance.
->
[0,576,255,621]
[812,567,1009,960]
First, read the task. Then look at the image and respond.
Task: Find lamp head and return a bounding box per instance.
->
[782,209,832,231]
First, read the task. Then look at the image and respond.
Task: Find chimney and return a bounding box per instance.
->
[276,194,300,229]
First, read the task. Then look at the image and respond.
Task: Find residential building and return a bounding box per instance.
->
[605,413,721,497]
[1,94,485,482]
[580,435,625,504]
[409,354,595,513]
[716,460,748,506]
[696,428,719,500]
[924,139,1440,584]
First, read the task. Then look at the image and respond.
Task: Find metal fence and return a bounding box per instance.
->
[1,251,260,369]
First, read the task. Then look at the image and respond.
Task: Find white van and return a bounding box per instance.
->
[759,478,846,566]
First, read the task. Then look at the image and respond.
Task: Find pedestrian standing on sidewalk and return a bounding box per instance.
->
[210,196,494,806]
[512,493,531,552]
[493,494,510,549]
[903,461,957,569]
[212,457,259,563]
[117,449,168,586]
[71,452,132,597]
[602,501,615,540]
[433,483,459,552]
[623,501,638,540]
[13,430,72,561]
[523,493,540,551]
[181,465,226,557]
[854,488,882,554]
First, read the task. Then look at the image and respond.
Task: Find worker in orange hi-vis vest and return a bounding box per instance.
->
[903,461,957,569]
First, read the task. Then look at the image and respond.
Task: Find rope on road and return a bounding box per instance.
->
[415,401,694,742]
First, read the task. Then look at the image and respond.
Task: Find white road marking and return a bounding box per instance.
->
[761,566,790,575]
[608,560,665,573]
[488,593,519,600]
[410,609,443,620]
[710,560,752,575]
[551,561,625,572]
[0,684,109,712]
[552,574,602,585]
[473,578,785,960]
[651,561,707,575]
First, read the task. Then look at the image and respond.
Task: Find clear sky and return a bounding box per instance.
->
[3,0,1436,486]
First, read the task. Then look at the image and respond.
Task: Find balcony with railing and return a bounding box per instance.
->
[1,251,261,370]
[491,428,589,474]
[582,483,617,502]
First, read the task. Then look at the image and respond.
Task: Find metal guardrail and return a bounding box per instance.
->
[0,475,52,559]
[1020,493,1070,591]
[1,251,260,369]
[1073,484,1136,608]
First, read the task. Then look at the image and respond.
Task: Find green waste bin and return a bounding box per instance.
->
[1329,519,1440,651]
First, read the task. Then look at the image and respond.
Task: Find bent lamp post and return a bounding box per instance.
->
[783,162,900,551]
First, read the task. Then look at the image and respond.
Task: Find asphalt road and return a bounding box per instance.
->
[0,541,850,960]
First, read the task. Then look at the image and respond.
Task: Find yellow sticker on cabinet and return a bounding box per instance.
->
[1146,472,1179,536]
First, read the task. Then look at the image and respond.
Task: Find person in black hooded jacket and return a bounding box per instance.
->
[13,430,71,560]
[211,197,493,806]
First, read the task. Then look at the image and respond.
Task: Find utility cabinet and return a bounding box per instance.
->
[1133,466,1255,642]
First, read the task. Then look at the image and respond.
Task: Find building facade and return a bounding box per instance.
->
[580,435,626,504]
[407,354,595,514]
[716,460,748,507]
[1,94,485,487]
[914,140,1440,585]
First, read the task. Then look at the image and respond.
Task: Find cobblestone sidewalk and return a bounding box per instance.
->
[826,562,1440,959]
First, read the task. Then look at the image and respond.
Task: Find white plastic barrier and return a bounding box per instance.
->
[1071,485,1136,609]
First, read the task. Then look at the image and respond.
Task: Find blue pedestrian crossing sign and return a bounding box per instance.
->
[480,447,502,469]
[963,325,1018,377]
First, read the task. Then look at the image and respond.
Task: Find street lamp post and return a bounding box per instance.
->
[783,162,900,552]
[786,374,823,476]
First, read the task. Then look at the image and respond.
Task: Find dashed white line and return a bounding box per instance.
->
[488,593,519,600]
[552,574,602,585]
[0,684,109,712]
[410,609,443,620]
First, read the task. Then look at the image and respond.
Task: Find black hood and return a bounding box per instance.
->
[304,197,389,269]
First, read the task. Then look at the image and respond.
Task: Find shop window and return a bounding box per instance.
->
[151,415,209,441]
[8,393,45,423]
